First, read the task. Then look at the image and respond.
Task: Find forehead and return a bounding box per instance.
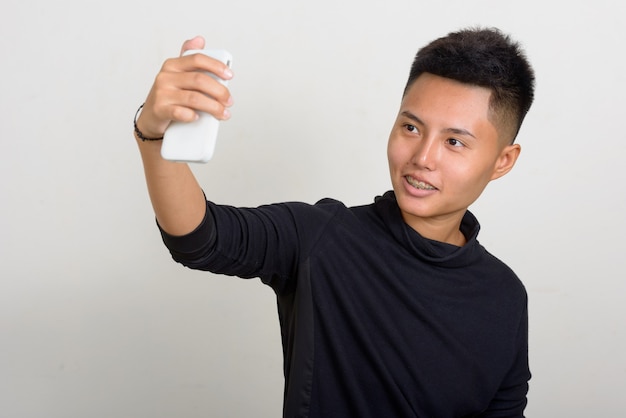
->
[402,73,492,116]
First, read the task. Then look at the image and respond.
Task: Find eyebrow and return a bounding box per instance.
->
[400,111,476,139]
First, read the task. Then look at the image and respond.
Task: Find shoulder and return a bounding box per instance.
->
[281,196,380,224]
[477,247,528,308]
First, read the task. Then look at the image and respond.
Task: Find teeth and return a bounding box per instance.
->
[406,176,435,190]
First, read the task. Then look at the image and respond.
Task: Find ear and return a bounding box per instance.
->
[490,144,521,181]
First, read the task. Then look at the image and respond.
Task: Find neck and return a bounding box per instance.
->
[402,213,467,247]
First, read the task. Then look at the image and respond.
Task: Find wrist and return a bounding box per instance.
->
[134,103,165,141]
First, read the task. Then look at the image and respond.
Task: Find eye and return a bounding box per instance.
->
[403,124,419,134]
[446,138,464,147]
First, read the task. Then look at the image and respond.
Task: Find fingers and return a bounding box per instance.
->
[177,36,233,82]
[138,41,234,137]
[152,66,233,117]
[158,51,234,108]
[180,36,205,56]
[163,51,233,82]
[169,89,232,122]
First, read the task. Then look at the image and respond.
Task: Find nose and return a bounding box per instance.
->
[410,136,438,170]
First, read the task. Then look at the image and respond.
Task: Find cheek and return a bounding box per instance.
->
[387,138,407,170]
[449,162,494,196]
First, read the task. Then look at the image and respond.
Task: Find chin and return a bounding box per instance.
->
[395,193,432,218]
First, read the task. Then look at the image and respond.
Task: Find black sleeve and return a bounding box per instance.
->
[477,298,530,417]
[158,199,339,293]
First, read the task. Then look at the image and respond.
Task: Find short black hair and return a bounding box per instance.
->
[404,27,535,143]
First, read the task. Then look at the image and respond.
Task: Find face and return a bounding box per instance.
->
[387,73,520,238]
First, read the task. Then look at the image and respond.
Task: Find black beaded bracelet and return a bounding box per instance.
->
[133,103,164,141]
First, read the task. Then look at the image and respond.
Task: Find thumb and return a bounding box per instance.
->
[180,36,205,56]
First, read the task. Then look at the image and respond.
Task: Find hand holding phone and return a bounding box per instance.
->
[161,49,233,163]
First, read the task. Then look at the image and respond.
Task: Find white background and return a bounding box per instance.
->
[1,0,625,417]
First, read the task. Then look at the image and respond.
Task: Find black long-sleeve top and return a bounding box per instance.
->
[159,191,530,417]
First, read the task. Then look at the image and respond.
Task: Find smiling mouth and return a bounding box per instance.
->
[405,176,436,190]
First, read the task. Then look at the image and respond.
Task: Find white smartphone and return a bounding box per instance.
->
[161,49,233,163]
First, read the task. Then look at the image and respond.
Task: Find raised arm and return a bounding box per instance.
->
[134,36,234,236]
